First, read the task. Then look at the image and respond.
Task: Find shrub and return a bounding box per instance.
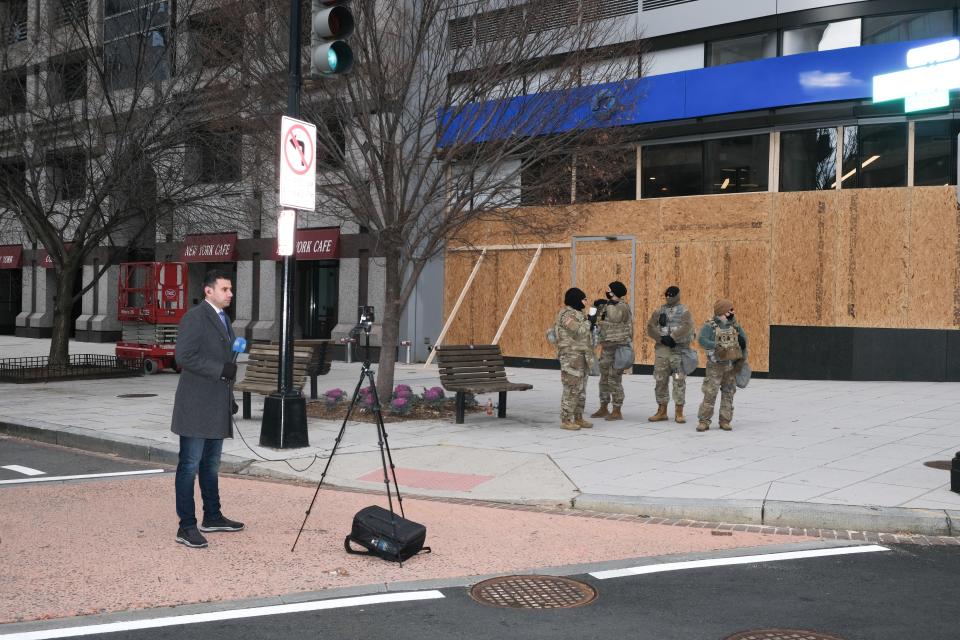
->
[393,384,413,398]
[323,388,347,407]
[389,396,412,415]
[421,386,445,407]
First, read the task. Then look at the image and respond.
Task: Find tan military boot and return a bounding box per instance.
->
[605,406,623,421]
[590,404,609,419]
[719,421,732,431]
[575,414,593,429]
[696,421,709,432]
[674,405,686,423]
[561,421,581,431]
[648,403,668,422]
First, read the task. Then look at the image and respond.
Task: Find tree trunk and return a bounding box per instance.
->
[376,247,402,402]
[47,266,78,366]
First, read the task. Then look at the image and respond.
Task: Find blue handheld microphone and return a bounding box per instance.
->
[231,337,247,363]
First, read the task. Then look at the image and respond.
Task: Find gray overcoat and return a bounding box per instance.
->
[171,301,236,439]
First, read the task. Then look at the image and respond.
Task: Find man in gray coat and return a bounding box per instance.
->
[172,269,244,548]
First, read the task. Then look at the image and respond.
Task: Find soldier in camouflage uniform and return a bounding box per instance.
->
[646,286,694,423]
[590,281,633,421]
[555,287,594,431]
[696,298,748,432]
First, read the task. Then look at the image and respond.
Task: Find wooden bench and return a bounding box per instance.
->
[434,344,533,424]
[234,340,331,419]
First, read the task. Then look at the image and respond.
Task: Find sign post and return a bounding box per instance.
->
[260,113,315,447]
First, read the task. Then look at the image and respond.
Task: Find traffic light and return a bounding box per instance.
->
[311,0,354,76]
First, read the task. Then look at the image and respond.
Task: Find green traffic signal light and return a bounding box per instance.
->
[311,1,354,76]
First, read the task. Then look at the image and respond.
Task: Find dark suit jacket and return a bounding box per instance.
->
[171,301,235,439]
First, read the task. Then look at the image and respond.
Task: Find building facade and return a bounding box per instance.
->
[441,0,960,381]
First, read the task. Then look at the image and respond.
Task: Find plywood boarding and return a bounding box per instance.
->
[769,191,841,326]
[906,187,959,328]
[443,185,960,371]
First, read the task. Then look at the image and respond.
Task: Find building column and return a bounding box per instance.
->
[250,258,278,341]
[15,265,54,338]
[75,264,120,342]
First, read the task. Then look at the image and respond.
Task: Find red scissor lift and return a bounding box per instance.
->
[116,262,188,374]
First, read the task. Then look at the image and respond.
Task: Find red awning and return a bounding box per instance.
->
[181,233,237,262]
[0,245,22,269]
[40,243,75,269]
[274,227,340,260]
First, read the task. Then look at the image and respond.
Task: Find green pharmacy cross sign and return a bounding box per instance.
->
[873,39,960,112]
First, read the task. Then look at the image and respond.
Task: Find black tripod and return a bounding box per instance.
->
[292,328,405,556]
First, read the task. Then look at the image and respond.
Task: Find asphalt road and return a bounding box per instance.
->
[5,543,956,640]
[0,436,165,484]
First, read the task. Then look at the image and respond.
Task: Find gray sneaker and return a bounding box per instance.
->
[176,527,208,548]
[199,514,245,532]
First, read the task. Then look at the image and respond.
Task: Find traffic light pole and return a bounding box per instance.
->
[259,0,309,449]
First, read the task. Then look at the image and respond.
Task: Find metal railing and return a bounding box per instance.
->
[0,354,143,383]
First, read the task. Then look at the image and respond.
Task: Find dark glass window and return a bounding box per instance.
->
[53,0,88,28]
[707,32,776,66]
[105,28,170,90]
[4,0,28,43]
[521,154,572,205]
[191,128,242,184]
[0,160,26,201]
[1,69,27,113]
[641,141,702,198]
[704,134,768,194]
[317,118,346,169]
[47,153,86,200]
[782,19,860,55]
[858,123,907,188]
[190,11,243,69]
[862,10,954,45]
[914,120,958,186]
[575,148,636,203]
[780,128,838,192]
[47,57,87,103]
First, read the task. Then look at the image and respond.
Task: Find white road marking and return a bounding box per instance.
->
[590,544,890,580]
[1,465,45,476]
[0,469,165,485]
[0,591,447,640]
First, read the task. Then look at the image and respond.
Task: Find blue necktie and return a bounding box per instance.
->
[218,310,233,339]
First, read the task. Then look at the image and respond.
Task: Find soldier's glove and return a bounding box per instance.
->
[658,313,667,327]
[220,362,237,381]
[660,336,677,348]
[232,401,240,415]
[737,335,746,350]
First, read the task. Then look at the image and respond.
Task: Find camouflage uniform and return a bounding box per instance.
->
[696,316,747,430]
[555,306,593,426]
[646,302,694,406]
[596,302,633,407]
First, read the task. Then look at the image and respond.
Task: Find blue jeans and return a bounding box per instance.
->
[175,436,224,528]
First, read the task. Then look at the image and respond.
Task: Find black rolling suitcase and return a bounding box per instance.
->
[344,505,430,563]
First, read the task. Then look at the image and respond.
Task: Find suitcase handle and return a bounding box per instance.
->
[344,536,374,556]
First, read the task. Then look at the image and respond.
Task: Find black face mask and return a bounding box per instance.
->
[572,299,585,311]
[605,292,613,300]
[726,313,735,322]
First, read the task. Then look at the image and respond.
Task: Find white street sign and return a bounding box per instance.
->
[278,116,317,211]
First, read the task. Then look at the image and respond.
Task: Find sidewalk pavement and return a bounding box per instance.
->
[1,335,959,535]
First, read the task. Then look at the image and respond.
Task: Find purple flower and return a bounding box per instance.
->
[392,397,408,407]
[394,384,412,397]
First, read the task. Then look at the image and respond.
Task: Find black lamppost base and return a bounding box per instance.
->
[260,393,309,449]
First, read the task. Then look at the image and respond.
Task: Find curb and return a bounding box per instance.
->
[574,493,960,537]
[3,420,957,537]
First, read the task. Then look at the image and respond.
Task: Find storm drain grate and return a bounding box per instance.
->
[117,393,158,398]
[923,460,952,471]
[469,575,597,609]
[723,630,846,640]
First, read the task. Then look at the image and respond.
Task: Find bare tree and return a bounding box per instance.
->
[0,0,253,363]
[249,0,645,397]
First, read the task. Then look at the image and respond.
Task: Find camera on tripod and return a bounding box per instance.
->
[350,305,375,338]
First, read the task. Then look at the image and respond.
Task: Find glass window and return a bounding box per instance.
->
[190,11,243,69]
[520,155,572,205]
[704,134,769,194]
[780,128,838,191]
[105,29,170,90]
[707,32,776,67]
[46,153,86,200]
[782,19,861,56]
[1,69,27,113]
[191,128,241,184]
[47,57,87,103]
[641,141,702,198]
[839,123,907,188]
[914,120,958,186]
[862,10,954,46]
[4,0,28,43]
[575,148,636,203]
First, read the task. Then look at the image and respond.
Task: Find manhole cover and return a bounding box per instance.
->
[723,630,846,640]
[469,575,597,609]
[116,393,158,398]
[924,460,952,471]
